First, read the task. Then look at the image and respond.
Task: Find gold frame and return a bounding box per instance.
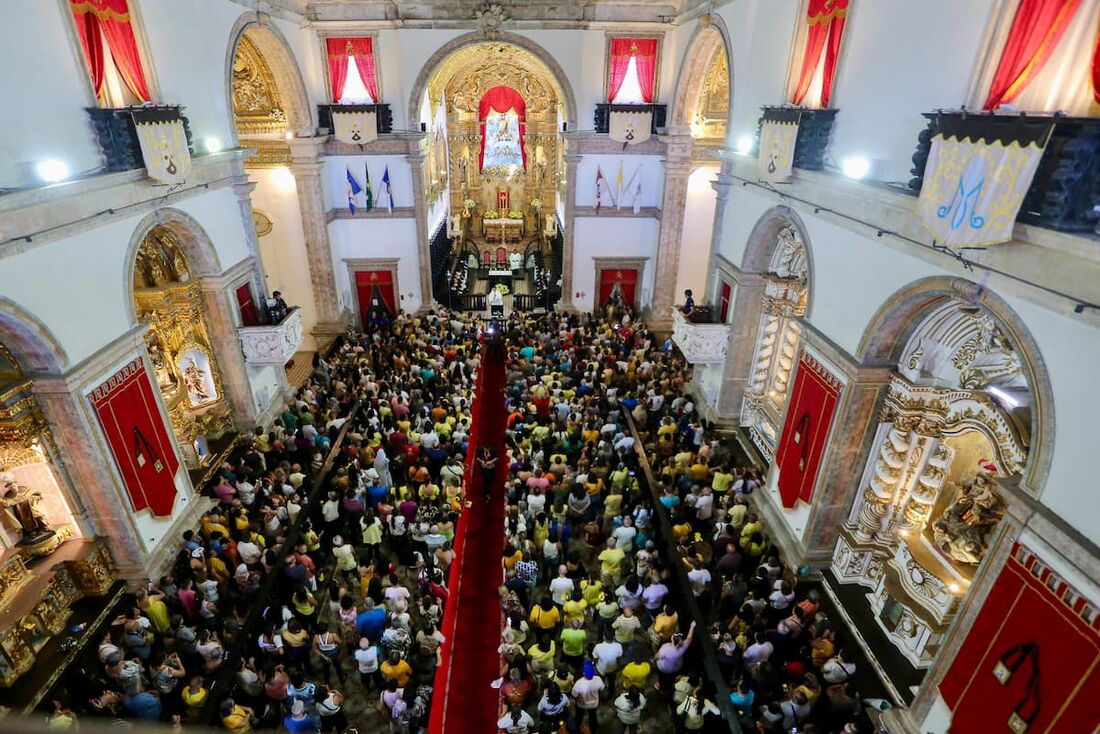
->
[602,31,666,104]
[316,30,383,104]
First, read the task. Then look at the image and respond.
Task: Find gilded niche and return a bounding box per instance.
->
[693,46,729,141]
[232,33,290,167]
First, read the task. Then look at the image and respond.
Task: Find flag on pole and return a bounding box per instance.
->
[364,165,374,212]
[615,159,625,209]
[632,165,643,214]
[595,166,605,214]
[346,166,362,214]
[381,166,393,213]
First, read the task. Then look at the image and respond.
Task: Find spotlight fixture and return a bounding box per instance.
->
[204,137,222,154]
[35,159,70,183]
[736,135,754,155]
[841,156,870,180]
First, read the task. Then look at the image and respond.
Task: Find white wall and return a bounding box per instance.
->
[575,155,665,209]
[328,217,424,314]
[678,165,719,300]
[571,217,659,313]
[250,167,318,350]
[324,155,413,211]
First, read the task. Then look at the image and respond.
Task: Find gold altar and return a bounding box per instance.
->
[482,216,525,243]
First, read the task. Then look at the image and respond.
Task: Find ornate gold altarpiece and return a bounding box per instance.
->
[232,33,290,168]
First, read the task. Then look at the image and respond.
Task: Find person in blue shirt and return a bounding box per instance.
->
[519,344,536,361]
[122,686,162,721]
[367,481,389,509]
[284,700,321,733]
[681,289,695,315]
[356,598,387,643]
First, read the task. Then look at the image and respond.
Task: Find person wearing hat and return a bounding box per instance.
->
[570,660,605,733]
[331,535,357,584]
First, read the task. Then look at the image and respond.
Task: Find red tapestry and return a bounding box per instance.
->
[774,352,841,508]
[89,357,179,517]
[940,542,1100,733]
[355,270,396,322]
[598,268,638,308]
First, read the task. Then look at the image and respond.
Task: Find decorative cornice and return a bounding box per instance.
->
[326,207,418,223]
[324,134,424,157]
[573,206,661,220]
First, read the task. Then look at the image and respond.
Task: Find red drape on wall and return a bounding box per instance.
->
[1091,15,1100,103]
[235,284,259,327]
[478,85,527,171]
[598,268,638,307]
[355,271,395,322]
[89,357,180,518]
[774,353,841,509]
[326,37,377,102]
[608,38,659,103]
[940,543,1100,733]
[983,0,1084,110]
[70,0,150,102]
[719,281,732,323]
[791,0,849,108]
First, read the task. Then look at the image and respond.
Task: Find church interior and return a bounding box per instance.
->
[0,0,1098,732]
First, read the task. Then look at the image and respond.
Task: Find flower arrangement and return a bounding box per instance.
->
[530,198,543,212]
[462,198,476,216]
[508,209,524,219]
[495,283,510,296]
[484,210,500,220]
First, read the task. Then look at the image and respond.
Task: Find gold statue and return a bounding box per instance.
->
[182,356,213,405]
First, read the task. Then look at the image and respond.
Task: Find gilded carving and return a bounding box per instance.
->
[693,46,729,141]
[232,34,290,168]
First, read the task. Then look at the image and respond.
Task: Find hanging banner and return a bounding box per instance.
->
[940,542,1100,734]
[332,108,378,145]
[757,107,801,183]
[89,357,180,518]
[608,109,653,147]
[774,351,841,509]
[918,114,1053,248]
[131,107,191,185]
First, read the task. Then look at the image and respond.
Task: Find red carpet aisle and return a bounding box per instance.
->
[430,334,508,733]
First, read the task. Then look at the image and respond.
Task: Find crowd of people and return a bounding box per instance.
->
[41,305,879,734]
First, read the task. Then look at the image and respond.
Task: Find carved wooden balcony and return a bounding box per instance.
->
[237,307,304,366]
[317,103,394,135]
[908,110,1100,233]
[594,104,667,134]
[753,106,837,171]
[86,105,193,173]
[670,308,731,365]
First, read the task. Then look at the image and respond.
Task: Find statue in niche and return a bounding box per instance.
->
[0,473,53,542]
[459,153,469,186]
[931,470,1006,565]
[957,325,1024,390]
[168,246,190,282]
[147,334,176,390]
[181,352,216,406]
[141,250,170,287]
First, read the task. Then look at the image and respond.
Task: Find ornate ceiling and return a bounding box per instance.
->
[431,43,563,118]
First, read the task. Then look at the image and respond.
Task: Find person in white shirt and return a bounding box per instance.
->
[592,630,624,680]
[354,638,381,689]
[686,561,712,598]
[496,704,535,734]
[549,565,574,607]
[611,516,637,551]
[571,662,605,732]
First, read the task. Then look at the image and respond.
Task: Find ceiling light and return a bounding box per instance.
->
[841,156,870,180]
[35,159,69,183]
[736,135,754,155]
[948,583,961,594]
[987,386,1020,408]
[204,137,222,154]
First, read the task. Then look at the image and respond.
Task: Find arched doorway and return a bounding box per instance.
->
[0,339,83,557]
[830,289,1048,686]
[417,40,569,311]
[132,225,233,467]
[673,19,732,144]
[740,216,812,462]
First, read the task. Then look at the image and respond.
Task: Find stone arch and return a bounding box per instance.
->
[670,15,734,134]
[856,276,1054,494]
[225,12,313,141]
[124,208,224,325]
[740,205,815,318]
[408,32,579,128]
[0,297,69,375]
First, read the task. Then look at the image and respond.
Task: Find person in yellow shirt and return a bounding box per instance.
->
[529,597,561,631]
[220,699,254,732]
[502,544,523,573]
[711,464,734,495]
[180,675,208,721]
[580,575,604,608]
[598,537,627,587]
[621,659,652,690]
[527,638,557,676]
[380,651,413,687]
[562,590,588,625]
[651,605,679,644]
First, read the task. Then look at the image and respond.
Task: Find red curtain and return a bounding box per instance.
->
[719,281,732,322]
[791,0,849,108]
[478,85,527,171]
[1091,15,1100,104]
[940,545,1100,733]
[70,0,150,102]
[774,353,841,508]
[327,37,377,102]
[235,284,259,327]
[983,0,1083,110]
[608,38,659,103]
[355,271,395,321]
[89,358,180,518]
[598,268,638,307]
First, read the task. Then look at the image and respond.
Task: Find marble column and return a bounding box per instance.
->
[560,152,581,311]
[650,132,694,329]
[198,279,258,427]
[288,138,345,340]
[704,164,736,303]
[405,146,434,310]
[714,271,767,420]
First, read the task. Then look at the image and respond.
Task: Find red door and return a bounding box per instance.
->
[355,270,396,325]
[236,284,259,326]
[719,281,732,323]
[598,268,638,307]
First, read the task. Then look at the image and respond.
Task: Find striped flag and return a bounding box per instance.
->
[346,166,362,214]
[382,166,393,213]
[364,165,374,212]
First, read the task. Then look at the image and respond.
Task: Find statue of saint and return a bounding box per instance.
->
[1,477,52,541]
[931,471,1005,565]
[182,357,213,405]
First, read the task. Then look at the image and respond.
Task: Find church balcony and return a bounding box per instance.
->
[85,105,193,173]
[317,103,394,136]
[753,106,837,172]
[670,308,731,365]
[908,111,1100,233]
[594,103,667,134]
[236,307,304,367]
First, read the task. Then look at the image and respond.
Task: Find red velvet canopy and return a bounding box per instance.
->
[70,0,150,102]
[479,85,526,171]
[326,37,378,103]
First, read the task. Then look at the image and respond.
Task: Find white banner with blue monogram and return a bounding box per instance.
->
[917,115,1052,248]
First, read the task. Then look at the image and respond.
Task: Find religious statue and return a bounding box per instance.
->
[931,471,1006,565]
[182,356,213,405]
[509,249,523,271]
[147,335,176,390]
[1,475,53,542]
